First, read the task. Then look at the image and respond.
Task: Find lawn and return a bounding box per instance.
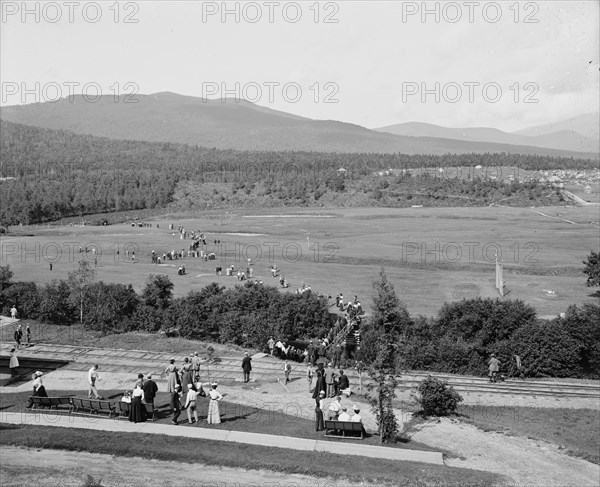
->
[3,205,598,317]
[0,422,509,486]
[456,404,600,465]
[0,388,439,452]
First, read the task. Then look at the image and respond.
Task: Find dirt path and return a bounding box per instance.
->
[0,446,373,487]
[411,419,600,487]
[221,380,600,486]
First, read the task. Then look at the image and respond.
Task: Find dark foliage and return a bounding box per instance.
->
[416,376,463,416]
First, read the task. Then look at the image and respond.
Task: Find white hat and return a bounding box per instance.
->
[353,404,360,411]
[319,390,326,396]
[35,371,43,377]
[187,383,193,389]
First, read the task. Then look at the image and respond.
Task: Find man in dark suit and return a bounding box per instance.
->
[143,374,159,406]
[241,352,252,383]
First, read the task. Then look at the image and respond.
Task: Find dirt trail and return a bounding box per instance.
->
[0,446,372,487]
[222,380,600,487]
[411,420,600,487]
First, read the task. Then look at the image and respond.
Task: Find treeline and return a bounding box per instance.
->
[0,265,336,349]
[3,263,598,379]
[1,120,596,225]
[360,297,600,379]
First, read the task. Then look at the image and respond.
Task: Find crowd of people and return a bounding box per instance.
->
[162,354,225,425]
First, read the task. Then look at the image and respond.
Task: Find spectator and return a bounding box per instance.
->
[337,370,351,396]
[284,361,292,385]
[170,384,182,425]
[88,365,102,399]
[324,363,336,398]
[184,384,199,424]
[241,352,252,383]
[25,371,48,408]
[191,352,201,378]
[338,407,350,421]
[351,405,362,422]
[9,348,19,376]
[315,391,325,431]
[129,384,147,423]
[306,365,314,393]
[267,337,275,356]
[10,305,17,319]
[327,396,342,420]
[143,374,158,407]
[488,354,500,383]
[207,383,223,424]
[13,325,22,350]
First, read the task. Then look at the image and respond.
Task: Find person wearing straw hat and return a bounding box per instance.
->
[207,382,223,424]
[25,371,48,408]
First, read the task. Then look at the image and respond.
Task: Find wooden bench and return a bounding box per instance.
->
[71,398,116,418]
[144,403,157,421]
[324,420,365,440]
[117,401,130,418]
[28,396,73,412]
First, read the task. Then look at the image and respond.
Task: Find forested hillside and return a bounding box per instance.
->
[1,120,596,225]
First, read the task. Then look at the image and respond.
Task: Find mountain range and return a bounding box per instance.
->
[0,92,597,158]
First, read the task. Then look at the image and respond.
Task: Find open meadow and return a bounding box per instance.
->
[1,205,598,318]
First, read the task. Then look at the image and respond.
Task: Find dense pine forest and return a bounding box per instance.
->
[1,120,597,226]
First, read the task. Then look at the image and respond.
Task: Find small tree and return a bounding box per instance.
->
[39,280,77,325]
[415,375,463,417]
[0,265,13,292]
[583,251,600,287]
[67,260,96,324]
[142,274,174,309]
[366,268,411,443]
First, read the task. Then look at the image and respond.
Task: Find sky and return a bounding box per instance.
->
[1,0,598,131]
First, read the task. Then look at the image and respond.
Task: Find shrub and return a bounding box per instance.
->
[415,375,463,417]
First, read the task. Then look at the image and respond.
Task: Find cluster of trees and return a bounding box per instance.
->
[0,263,336,348]
[2,120,596,225]
[400,298,600,379]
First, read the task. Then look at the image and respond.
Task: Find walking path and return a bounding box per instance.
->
[0,410,444,465]
[2,341,598,407]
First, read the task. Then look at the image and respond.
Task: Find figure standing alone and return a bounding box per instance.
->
[488,354,500,383]
[241,352,252,383]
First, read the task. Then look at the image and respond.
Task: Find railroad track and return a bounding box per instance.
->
[2,343,599,400]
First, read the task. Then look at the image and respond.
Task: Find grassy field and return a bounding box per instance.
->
[0,423,508,487]
[2,205,599,317]
[0,388,440,451]
[456,404,600,465]
[0,388,510,486]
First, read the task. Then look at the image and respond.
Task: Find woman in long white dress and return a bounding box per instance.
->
[206,383,223,424]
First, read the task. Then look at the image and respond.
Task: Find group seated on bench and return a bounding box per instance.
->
[324,419,366,439]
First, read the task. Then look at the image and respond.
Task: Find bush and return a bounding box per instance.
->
[415,375,463,417]
[1,281,40,319]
